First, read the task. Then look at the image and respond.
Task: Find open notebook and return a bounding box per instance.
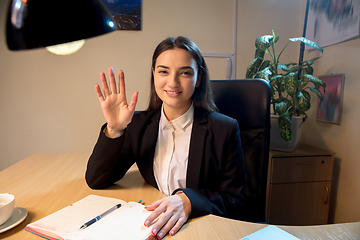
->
[25,195,153,240]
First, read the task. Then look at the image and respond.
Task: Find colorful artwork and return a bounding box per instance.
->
[101,0,141,30]
[305,0,360,47]
[317,74,345,124]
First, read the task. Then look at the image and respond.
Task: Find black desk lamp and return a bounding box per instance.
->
[6,0,117,51]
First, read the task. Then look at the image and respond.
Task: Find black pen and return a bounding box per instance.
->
[79,204,121,230]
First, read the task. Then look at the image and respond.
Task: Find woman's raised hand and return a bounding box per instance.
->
[95,67,138,138]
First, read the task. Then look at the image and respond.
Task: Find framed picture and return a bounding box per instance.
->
[316,74,345,124]
[101,0,141,30]
[305,0,360,48]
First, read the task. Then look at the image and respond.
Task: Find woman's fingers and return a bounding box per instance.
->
[128,91,139,111]
[152,213,183,239]
[144,195,189,239]
[169,215,187,236]
[99,71,111,97]
[95,83,105,102]
[151,209,187,239]
[144,199,165,226]
[118,70,126,95]
[98,68,128,101]
[108,67,118,95]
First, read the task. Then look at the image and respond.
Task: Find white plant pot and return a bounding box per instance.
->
[270,115,304,152]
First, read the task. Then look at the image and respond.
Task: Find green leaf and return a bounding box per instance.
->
[301,57,321,66]
[303,66,313,75]
[255,49,265,59]
[275,101,288,115]
[302,60,314,66]
[246,58,263,78]
[289,37,323,53]
[255,35,274,51]
[270,75,283,86]
[269,62,276,73]
[300,74,310,87]
[278,111,292,142]
[309,56,322,62]
[284,72,298,95]
[269,35,280,46]
[278,63,291,72]
[297,92,311,112]
[255,66,272,82]
[309,87,324,101]
[303,74,326,88]
[303,113,308,121]
[258,60,271,72]
[301,90,311,100]
[273,36,280,43]
[289,65,302,73]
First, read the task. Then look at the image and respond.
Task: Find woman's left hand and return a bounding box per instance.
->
[144,192,191,239]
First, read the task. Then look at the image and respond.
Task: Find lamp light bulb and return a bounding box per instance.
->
[46,39,85,55]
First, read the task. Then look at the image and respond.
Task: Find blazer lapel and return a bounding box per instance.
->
[139,110,161,188]
[186,108,208,189]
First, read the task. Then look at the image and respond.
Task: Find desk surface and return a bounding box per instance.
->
[0,153,359,239]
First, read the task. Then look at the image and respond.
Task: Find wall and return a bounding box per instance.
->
[301,39,360,223]
[1,0,359,224]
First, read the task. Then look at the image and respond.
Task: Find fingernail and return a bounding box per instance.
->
[157,232,163,239]
[152,228,157,236]
[170,230,174,236]
[144,221,149,227]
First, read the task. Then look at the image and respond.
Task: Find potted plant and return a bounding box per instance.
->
[245,29,326,151]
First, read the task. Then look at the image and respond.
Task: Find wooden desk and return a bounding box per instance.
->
[1,153,359,239]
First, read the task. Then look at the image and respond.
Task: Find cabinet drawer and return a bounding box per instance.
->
[270,156,334,183]
[266,181,331,225]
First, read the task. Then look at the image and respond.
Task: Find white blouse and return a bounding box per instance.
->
[153,104,194,196]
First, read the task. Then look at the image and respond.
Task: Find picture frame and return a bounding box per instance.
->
[101,0,141,31]
[305,0,360,48]
[316,74,345,124]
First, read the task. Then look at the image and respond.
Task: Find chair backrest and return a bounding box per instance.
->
[211,79,271,222]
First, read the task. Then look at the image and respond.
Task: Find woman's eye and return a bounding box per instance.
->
[181,71,192,76]
[158,70,168,74]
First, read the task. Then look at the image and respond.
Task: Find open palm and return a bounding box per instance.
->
[95,67,138,138]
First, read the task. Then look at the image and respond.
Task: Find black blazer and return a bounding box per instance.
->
[86,107,245,219]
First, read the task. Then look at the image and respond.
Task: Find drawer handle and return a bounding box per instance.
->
[324,187,330,204]
[295,161,313,165]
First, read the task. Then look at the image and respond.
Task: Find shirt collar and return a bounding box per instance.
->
[160,104,194,131]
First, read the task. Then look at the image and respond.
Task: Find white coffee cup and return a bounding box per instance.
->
[0,193,15,225]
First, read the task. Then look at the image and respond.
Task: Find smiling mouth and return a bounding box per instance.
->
[165,90,182,95]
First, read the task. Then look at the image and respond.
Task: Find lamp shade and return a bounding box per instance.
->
[6,0,117,50]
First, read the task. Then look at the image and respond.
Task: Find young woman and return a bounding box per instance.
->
[86,36,245,239]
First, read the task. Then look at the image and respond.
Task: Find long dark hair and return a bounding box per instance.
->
[147,36,217,112]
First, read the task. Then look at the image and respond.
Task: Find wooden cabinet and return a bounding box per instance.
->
[266,143,334,225]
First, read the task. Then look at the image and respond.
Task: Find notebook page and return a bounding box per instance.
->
[71,202,153,240]
[26,195,126,239]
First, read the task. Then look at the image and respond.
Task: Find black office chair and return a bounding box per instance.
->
[211,79,271,223]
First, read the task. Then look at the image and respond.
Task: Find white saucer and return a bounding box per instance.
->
[0,206,28,233]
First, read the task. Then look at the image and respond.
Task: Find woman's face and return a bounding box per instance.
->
[153,48,200,120]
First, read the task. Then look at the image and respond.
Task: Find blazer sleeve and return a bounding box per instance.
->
[85,124,135,189]
[174,117,245,220]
